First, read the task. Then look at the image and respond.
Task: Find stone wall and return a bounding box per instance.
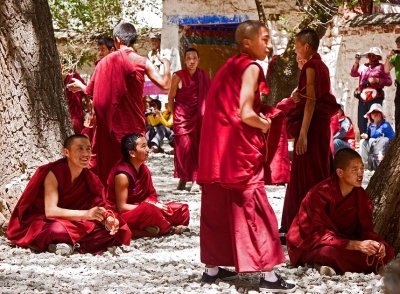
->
[320,15,400,135]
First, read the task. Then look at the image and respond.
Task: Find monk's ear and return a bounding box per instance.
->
[242,38,251,49]
[129,150,136,159]
[63,148,70,158]
[336,168,344,178]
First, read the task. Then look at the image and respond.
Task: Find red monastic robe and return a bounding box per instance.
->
[106,160,190,237]
[85,48,146,185]
[173,68,211,182]
[7,159,131,254]
[287,175,395,273]
[64,71,86,134]
[281,53,340,231]
[197,53,287,273]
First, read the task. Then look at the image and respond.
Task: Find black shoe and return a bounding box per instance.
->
[259,274,296,293]
[201,267,238,283]
[279,232,286,245]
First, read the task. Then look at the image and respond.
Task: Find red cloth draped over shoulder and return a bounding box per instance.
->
[173,68,211,135]
[197,53,289,188]
[286,175,395,266]
[106,160,158,211]
[286,54,340,138]
[7,159,131,247]
[86,48,147,141]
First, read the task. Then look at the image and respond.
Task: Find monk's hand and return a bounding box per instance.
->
[145,200,169,211]
[87,206,107,222]
[360,133,368,140]
[259,113,271,133]
[357,240,382,256]
[296,133,308,155]
[167,102,174,113]
[107,217,119,235]
[66,78,85,93]
[292,91,301,103]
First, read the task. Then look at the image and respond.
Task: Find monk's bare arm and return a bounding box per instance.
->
[384,51,395,73]
[114,174,139,213]
[145,59,171,90]
[167,74,180,112]
[239,64,271,133]
[44,171,105,221]
[296,67,316,155]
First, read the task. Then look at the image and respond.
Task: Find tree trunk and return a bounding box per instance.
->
[255,0,338,106]
[367,133,400,254]
[0,0,71,233]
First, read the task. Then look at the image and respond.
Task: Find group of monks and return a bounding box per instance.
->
[6,19,396,293]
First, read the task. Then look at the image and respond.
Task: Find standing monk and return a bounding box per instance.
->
[287,148,395,275]
[167,48,211,191]
[7,134,131,255]
[62,66,86,134]
[68,22,171,185]
[280,29,340,237]
[197,20,296,292]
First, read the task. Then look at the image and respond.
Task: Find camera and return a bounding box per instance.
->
[361,80,371,87]
[145,107,155,116]
[355,53,364,59]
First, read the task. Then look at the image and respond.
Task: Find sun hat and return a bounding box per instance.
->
[364,103,386,119]
[364,47,382,57]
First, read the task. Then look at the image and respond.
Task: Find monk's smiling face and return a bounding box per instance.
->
[64,137,91,169]
[130,136,149,163]
[338,158,364,188]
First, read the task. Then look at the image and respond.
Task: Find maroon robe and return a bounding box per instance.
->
[173,68,211,182]
[85,48,146,185]
[64,72,86,134]
[281,53,340,231]
[7,159,131,254]
[197,53,286,273]
[106,160,190,237]
[287,175,395,273]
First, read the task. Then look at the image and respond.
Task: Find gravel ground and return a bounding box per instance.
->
[0,153,388,293]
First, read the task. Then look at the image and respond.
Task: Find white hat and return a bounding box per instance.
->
[364,47,382,57]
[364,103,385,119]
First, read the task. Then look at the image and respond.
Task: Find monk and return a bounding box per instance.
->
[167,48,211,191]
[62,65,86,134]
[106,133,190,237]
[280,29,340,237]
[287,148,395,275]
[68,22,171,186]
[7,134,131,255]
[96,36,115,64]
[197,20,296,292]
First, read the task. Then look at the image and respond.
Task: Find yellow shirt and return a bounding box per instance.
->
[147,110,173,128]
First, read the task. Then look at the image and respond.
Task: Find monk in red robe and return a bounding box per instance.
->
[197,20,296,292]
[167,48,211,191]
[287,148,395,274]
[63,67,86,134]
[7,135,131,255]
[280,29,340,236]
[106,133,190,237]
[68,22,171,186]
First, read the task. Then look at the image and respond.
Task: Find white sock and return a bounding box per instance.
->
[261,271,278,282]
[205,266,219,276]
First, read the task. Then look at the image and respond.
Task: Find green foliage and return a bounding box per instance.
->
[49,0,161,69]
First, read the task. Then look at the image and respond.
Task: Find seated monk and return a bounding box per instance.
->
[7,134,131,255]
[106,133,190,237]
[287,148,395,275]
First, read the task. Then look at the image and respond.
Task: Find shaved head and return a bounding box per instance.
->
[63,134,90,149]
[235,20,266,45]
[334,148,362,170]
